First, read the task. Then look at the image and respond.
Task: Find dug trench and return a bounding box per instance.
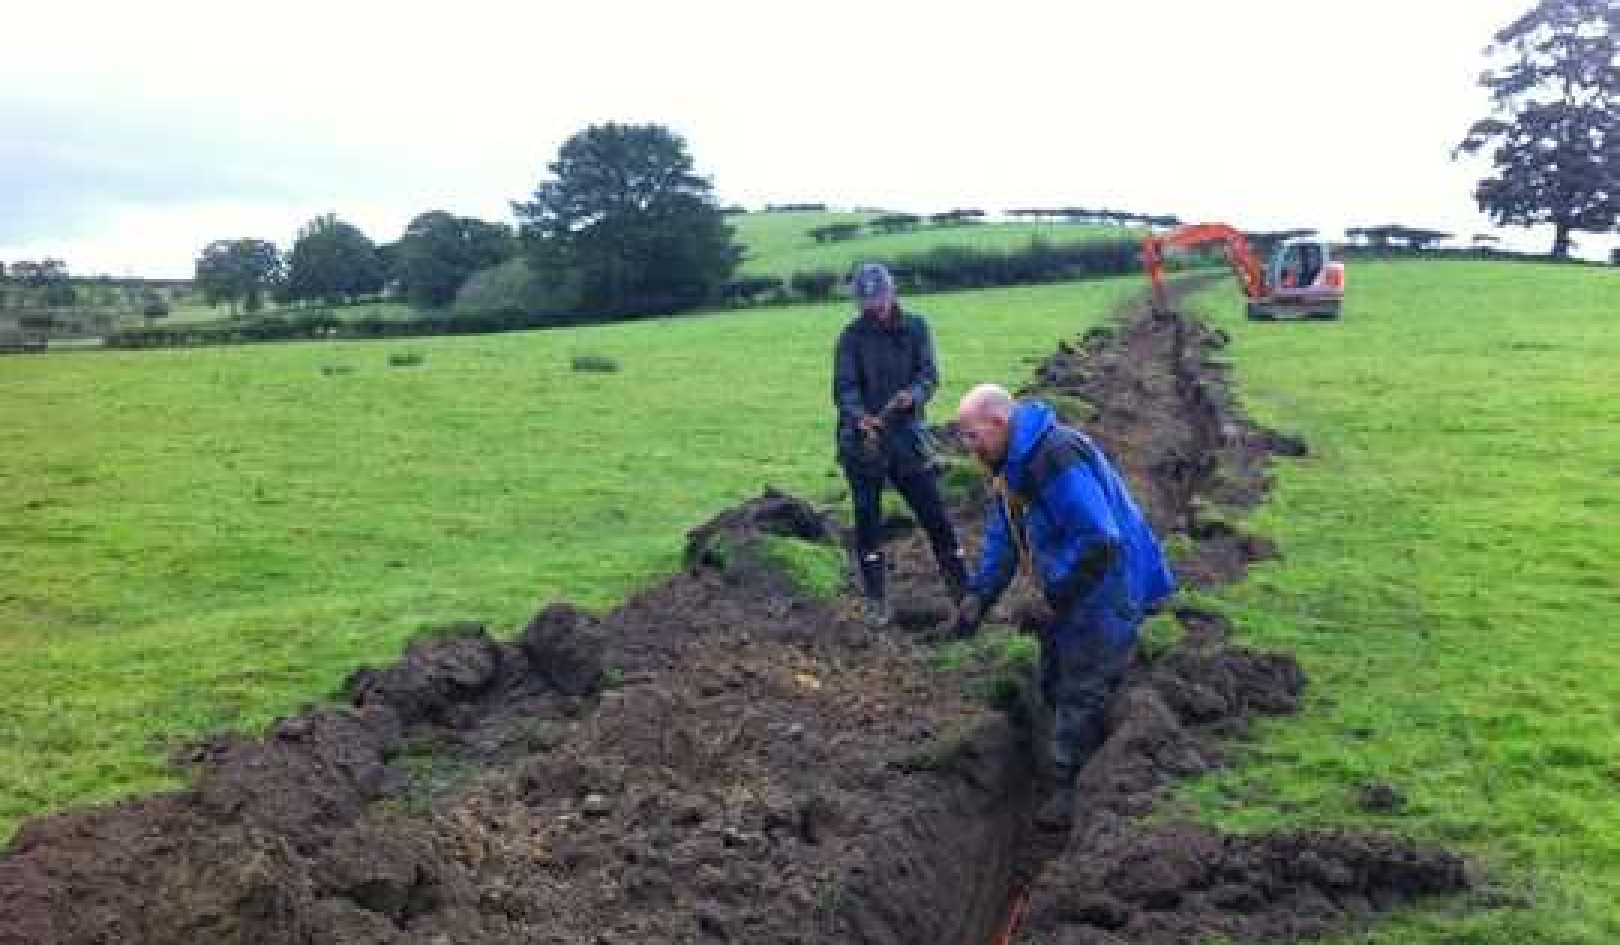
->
[0,282,1470,944]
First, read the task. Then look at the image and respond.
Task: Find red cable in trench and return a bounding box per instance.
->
[992,888,1030,945]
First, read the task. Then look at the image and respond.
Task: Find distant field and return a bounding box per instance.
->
[0,277,1133,839]
[1175,262,1620,943]
[730,210,1139,279]
[728,210,878,265]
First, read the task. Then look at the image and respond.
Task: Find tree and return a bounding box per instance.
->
[375,240,401,288]
[453,256,573,320]
[285,214,385,304]
[18,260,48,285]
[195,239,282,316]
[140,290,171,323]
[395,211,517,307]
[871,213,922,234]
[6,259,75,306]
[8,259,68,287]
[808,222,863,243]
[1456,0,1620,258]
[41,282,78,307]
[1246,229,1321,256]
[721,275,786,305]
[789,269,839,301]
[1397,228,1455,250]
[1346,225,1453,250]
[514,122,737,318]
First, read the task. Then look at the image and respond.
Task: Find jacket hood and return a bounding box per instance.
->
[1003,400,1058,488]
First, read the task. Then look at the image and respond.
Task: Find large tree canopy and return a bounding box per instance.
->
[395,212,516,307]
[514,123,737,318]
[195,239,282,315]
[1456,0,1620,257]
[285,214,386,305]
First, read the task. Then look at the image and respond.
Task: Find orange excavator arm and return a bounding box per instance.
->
[1143,223,1266,311]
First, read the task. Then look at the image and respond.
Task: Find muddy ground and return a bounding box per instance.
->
[0,283,1468,944]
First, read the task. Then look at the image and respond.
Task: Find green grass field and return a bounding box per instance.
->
[730,210,1135,278]
[0,278,1133,839]
[8,254,1619,942]
[1171,261,1620,942]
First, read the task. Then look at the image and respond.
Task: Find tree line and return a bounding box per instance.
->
[722,237,1143,306]
[183,123,734,324]
[806,209,1181,244]
[191,210,519,317]
[0,260,182,326]
[104,236,1147,348]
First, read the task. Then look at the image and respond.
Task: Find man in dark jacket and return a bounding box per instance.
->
[834,262,969,626]
[952,384,1176,829]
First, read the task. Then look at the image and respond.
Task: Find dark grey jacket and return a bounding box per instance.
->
[832,307,939,477]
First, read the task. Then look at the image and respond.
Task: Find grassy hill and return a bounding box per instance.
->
[1175,261,1620,942]
[730,209,1136,279]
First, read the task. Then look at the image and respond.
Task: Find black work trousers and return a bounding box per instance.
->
[845,466,959,560]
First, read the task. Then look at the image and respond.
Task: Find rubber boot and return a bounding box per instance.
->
[1035,765,1077,831]
[858,551,891,627]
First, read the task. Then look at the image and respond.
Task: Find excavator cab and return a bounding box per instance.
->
[1256,238,1343,320]
[1274,240,1321,288]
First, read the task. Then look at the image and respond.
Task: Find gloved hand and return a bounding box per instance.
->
[951,594,984,638]
[858,413,883,435]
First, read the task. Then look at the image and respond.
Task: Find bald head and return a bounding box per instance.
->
[957,383,1016,468]
[958,383,1015,423]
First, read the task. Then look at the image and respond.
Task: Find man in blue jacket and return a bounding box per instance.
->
[952,383,1176,828]
[834,262,969,626]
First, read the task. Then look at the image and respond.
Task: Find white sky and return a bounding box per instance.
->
[2,0,1612,277]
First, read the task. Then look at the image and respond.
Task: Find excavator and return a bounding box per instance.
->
[1142,223,1344,320]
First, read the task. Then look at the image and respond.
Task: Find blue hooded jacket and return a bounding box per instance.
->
[969,401,1176,647]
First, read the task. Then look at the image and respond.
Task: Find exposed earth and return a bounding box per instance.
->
[0,281,1468,944]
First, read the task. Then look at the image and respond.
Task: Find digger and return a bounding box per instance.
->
[1143,223,1345,320]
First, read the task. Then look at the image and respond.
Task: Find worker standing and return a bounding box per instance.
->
[833,262,970,626]
[951,384,1175,828]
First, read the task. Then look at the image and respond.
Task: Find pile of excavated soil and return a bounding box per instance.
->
[0,491,1033,945]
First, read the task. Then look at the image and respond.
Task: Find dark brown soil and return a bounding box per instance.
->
[1018,825,1467,945]
[0,278,1467,944]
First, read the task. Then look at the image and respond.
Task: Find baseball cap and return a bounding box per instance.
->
[850,262,895,303]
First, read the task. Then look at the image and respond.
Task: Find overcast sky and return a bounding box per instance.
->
[2,0,1609,277]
